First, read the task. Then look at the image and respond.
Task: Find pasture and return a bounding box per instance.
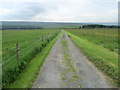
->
[2,29,59,87]
[67,29,118,53]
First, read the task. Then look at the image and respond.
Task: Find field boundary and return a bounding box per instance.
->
[2,31,60,87]
[7,32,61,88]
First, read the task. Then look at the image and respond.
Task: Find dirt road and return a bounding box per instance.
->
[32,31,112,88]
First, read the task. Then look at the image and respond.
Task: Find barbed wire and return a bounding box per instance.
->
[19,40,40,54]
[2,55,16,65]
[2,38,42,64]
[2,42,37,64]
[3,47,16,52]
[2,39,41,60]
[19,38,40,47]
[3,41,36,52]
[2,59,16,70]
[2,35,42,52]
[2,53,15,60]
[2,33,58,70]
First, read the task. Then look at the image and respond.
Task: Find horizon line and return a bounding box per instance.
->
[0,20,118,23]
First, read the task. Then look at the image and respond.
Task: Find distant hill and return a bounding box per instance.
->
[1,21,117,30]
[1,21,87,30]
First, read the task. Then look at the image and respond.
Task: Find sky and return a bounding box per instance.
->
[0,0,119,22]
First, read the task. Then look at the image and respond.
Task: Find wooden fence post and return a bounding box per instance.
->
[16,43,19,60]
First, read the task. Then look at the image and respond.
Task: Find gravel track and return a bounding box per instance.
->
[32,31,112,88]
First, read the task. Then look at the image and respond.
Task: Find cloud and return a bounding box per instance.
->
[1,0,119,3]
[0,2,48,20]
[30,1,118,22]
[0,0,118,22]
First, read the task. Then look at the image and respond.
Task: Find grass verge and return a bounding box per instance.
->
[67,31,118,86]
[7,33,61,88]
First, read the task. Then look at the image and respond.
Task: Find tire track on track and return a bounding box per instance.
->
[32,30,112,88]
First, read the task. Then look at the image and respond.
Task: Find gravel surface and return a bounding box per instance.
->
[32,31,112,88]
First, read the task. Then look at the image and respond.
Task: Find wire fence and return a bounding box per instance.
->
[2,40,38,61]
[2,32,59,71]
[2,40,39,62]
[2,34,44,58]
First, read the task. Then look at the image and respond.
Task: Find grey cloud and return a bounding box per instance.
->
[3,2,58,20]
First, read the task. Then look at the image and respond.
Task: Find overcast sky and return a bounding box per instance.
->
[0,0,119,22]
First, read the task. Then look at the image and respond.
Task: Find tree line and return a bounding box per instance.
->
[79,24,118,29]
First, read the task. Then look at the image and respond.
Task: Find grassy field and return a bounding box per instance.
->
[9,33,61,88]
[2,29,60,87]
[2,29,59,58]
[67,29,118,53]
[66,29,118,86]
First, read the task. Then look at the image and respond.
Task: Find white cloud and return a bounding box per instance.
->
[1,0,119,3]
[30,1,118,22]
[0,8,12,17]
[0,0,118,22]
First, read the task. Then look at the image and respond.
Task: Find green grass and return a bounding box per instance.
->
[67,29,118,53]
[8,32,61,88]
[67,31,118,86]
[2,30,59,58]
[2,29,60,87]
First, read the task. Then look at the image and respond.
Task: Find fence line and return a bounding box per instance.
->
[2,54,16,60]
[3,39,38,53]
[2,32,58,70]
[2,39,40,60]
[19,40,40,54]
[3,47,16,53]
[3,59,16,70]
[2,42,38,70]
[2,55,16,64]
[2,41,38,64]
[2,35,44,53]
[18,38,40,47]
[2,42,39,62]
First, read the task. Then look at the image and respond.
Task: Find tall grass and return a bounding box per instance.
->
[2,29,59,87]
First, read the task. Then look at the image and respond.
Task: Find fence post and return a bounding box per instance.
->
[16,43,19,60]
